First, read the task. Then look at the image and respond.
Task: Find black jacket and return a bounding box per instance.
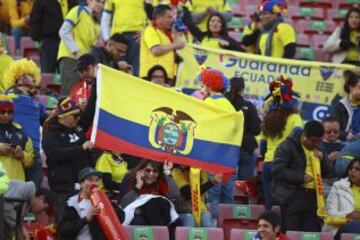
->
[29,0,77,41]
[42,120,94,193]
[231,94,261,152]
[58,192,125,240]
[271,131,333,205]
[331,99,350,141]
[89,47,118,69]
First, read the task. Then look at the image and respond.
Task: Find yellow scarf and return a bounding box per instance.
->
[190,167,201,226]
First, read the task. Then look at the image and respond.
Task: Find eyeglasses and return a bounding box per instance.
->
[325,129,339,134]
[144,168,159,174]
[0,110,14,115]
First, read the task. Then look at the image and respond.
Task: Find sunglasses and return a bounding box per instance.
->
[144,168,159,174]
[0,110,14,115]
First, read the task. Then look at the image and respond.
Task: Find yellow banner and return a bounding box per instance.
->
[176,45,357,119]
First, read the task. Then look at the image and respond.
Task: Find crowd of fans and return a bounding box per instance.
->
[0,0,359,240]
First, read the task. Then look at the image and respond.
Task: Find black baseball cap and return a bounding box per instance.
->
[78,167,102,182]
[74,54,97,72]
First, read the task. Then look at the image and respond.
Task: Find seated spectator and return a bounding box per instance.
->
[58,167,125,240]
[184,0,232,33]
[57,0,104,95]
[183,10,241,51]
[95,151,128,193]
[172,165,222,227]
[145,64,170,87]
[253,211,289,240]
[4,59,45,188]
[226,77,261,180]
[0,36,13,92]
[42,98,96,202]
[0,162,9,194]
[3,181,56,240]
[272,121,332,232]
[324,8,360,66]
[0,95,33,181]
[8,0,34,52]
[335,139,360,178]
[331,71,360,141]
[139,5,185,85]
[256,0,296,58]
[119,159,180,238]
[323,157,360,240]
[70,54,97,110]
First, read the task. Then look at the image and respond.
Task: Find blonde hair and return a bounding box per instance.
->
[3,59,41,90]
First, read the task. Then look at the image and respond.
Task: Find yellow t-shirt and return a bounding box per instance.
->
[95,152,128,189]
[0,54,14,92]
[262,113,303,162]
[104,0,147,34]
[204,94,236,112]
[185,0,231,32]
[351,185,360,210]
[302,145,316,189]
[140,25,176,79]
[57,6,100,60]
[346,31,359,61]
[8,0,34,29]
[201,37,221,49]
[243,22,258,54]
[172,168,209,212]
[258,23,296,58]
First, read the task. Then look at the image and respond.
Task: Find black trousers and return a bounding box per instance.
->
[280,188,321,232]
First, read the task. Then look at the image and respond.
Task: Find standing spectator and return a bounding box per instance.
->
[321,117,346,197]
[70,54,97,110]
[184,11,241,51]
[260,76,302,210]
[256,0,296,58]
[0,95,33,181]
[58,167,125,240]
[145,64,170,87]
[139,5,185,85]
[3,59,45,189]
[241,12,261,54]
[101,0,149,76]
[184,0,232,33]
[57,0,104,95]
[324,8,360,66]
[3,181,56,240]
[272,121,332,232]
[0,0,10,33]
[42,98,95,202]
[89,33,132,71]
[253,211,289,240]
[8,0,34,53]
[172,165,222,227]
[226,77,261,180]
[29,0,77,73]
[323,157,360,239]
[331,72,360,141]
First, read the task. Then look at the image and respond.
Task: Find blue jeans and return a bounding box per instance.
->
[11,27,24,50]
[40,38,60,73]
[262,162,272,210]
[25,149,43,190]
[179,211,213,227]
[335,157,352,178]
[237,150,256,180]
[335,221,360,240]
[208,174,235,219]
[122,32,140,76]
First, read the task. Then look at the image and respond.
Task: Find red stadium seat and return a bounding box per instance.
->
[175,227,224,240]
[6,36,16,57]
[297,34,311,47]
[341,233,360,240]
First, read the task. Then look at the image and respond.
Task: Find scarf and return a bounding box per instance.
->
[190,167,201,226]
[257,16,283,56]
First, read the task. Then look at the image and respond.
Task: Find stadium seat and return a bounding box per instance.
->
[230,229,257,240]
[6,36,16,57]
[292,8,324,21]
[297,47,316,60]
[228,31,242,42]
[286,231,334,240]
[227,17,244,30]
[312,35,328,50]
[297,34,311,47]
[175,227,224,240]
[231,4,244,17]
[123,225,169,240]
[40,73,54,89]
[20,37,39,57]
[233,180,258,204]
[341,233,360,240]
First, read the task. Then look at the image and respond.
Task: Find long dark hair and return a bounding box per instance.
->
[206,13,229,39]
[225,77,245,104]
[146,64,169,83]
[128,159,165,189]
[347,157,360,186]
[262,108,295,139]
[340,8,360,41]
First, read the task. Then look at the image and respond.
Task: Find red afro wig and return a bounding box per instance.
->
[200,69,224,92]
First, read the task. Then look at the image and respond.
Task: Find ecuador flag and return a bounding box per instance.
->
[91,65,244,175]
